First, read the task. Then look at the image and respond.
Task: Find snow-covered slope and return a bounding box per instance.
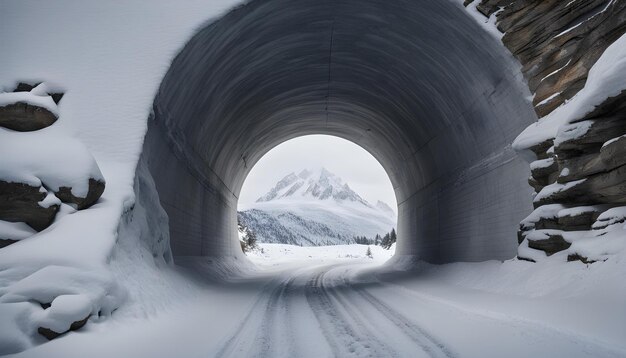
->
[0,1,243,354]
[239,168,396,246]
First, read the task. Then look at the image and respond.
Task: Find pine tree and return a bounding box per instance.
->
[381,232,391,249]
[366,246,373,258]
[390,228,397,246]
[246,229,257,249]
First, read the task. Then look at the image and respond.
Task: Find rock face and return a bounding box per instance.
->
[55,178,106,210]
[0,82,105,248]
[0,102,58,132]
[0,82,63,132]
[465,0,626,261]
[468,0,626,118]
[0,181,59,231]
[38,315,90,340]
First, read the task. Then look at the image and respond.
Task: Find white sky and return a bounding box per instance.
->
[238,135,397,210]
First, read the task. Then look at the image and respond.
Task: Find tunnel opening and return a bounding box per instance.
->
[236,135,399,262]
[141,0,538,264]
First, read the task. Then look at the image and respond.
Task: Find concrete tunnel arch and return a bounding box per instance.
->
[141,0,538,263]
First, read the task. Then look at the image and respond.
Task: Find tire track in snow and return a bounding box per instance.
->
[218,263,457,358]
[214,275,297,358]
[305,270,396,357]
[350,284,456,358]
[318,266,455,358]
[253,275,299,357]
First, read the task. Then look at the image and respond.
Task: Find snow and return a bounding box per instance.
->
[554,119,593,147]
[38,190,61,209]
[0,221,36,241]
[529,157,554,171]
[603,134,626,148]
[0,0,624,355]
[555,21,584,38]
[241,200,396,245]
[0,91,59,116]
[520,204,565,230]
[540,60,571,83]
[457,0,504,40]
[0,1,243,353]
[247,243,396,267]
[6,243,626,357]
[535,91,561,106]
[593,206,626,229]
[0,128,104,197]
[558,205,605,218]
[513,33,626,152]
[533,179,586,204]
[555,0,615,38]
[35,294,93,333]
[240,168,397,245]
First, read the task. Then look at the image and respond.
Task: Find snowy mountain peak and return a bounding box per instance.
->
[375,200,395,216]
[256,168,369,205]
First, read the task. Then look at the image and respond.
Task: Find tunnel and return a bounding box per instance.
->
[141,0,538,263]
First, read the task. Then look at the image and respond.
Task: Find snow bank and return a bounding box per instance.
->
[35,294,93,333]
[247,243,395,268]
[513,33,626,152]
[0,0,242,353]
[0,220,36,241]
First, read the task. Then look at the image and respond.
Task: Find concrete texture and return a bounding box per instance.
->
[142,0,538,262]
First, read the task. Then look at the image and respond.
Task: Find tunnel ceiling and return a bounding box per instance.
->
[144,0,538,262]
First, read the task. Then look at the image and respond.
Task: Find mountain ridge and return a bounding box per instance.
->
[240,168,396,246]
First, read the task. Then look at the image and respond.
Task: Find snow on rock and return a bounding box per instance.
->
[35,294,93,338]
[0,91,59,117]
[516,238,547,262]
[553,120,593,147]
[0,128,104,199]
[38,190,62,209]
[0,1,246,353]
[568,230,626,263]
[533,179,586,205]
[0,181,60,232]
[0,84,61,132]
[519,204,563,230]
[529,157,554,171]
[592,206,626,230]
[513,33,626,152]
[603,134,626,148]
[0,265,125,353]
[558,205,604,219]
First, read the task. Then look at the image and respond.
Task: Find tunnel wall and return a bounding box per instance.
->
[142,0,538,263]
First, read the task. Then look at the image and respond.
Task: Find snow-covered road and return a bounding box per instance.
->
[211,261,622,358]
[217,262,455,358]
[10,245,625,358]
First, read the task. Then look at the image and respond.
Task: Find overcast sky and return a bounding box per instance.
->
[239,135,397,210]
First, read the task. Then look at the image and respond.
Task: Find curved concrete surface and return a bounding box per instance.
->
[142,0,537,262]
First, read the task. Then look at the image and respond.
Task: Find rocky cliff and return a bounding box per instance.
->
[465,0,626,262]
